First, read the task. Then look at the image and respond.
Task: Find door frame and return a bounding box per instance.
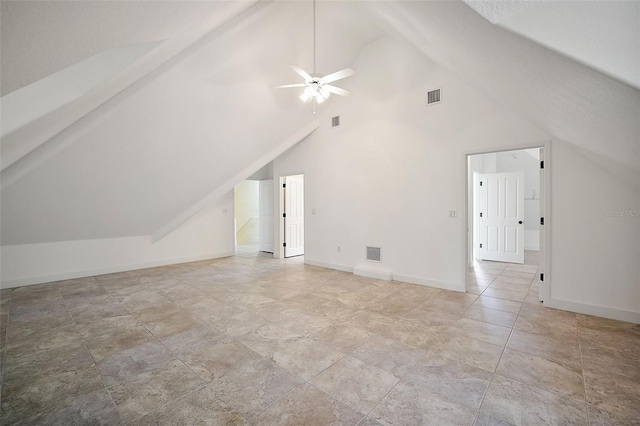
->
[463,141,551,302]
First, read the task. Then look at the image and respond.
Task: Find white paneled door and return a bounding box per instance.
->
[284,175,304,258]
[258,180,274,253]
[479,172,525,264]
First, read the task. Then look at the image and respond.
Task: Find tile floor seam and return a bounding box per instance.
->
[472,290,525,425]
[126,383,209,424]
[498,344,579,372]
[244,383,300,426]
[60,285,127,426]
[76,317,127,425]
[303,381,369,426]
[71,285,206,425]
[43,281,126,425]
[578,341,592,426]
[358,373,403,425]
[295,350,350,385]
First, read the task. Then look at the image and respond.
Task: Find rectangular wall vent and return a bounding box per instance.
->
[366,246,381,262]
[331,116,340,127]
[427,88,441,105]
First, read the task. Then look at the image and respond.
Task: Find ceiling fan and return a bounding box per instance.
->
[273,0,354,113]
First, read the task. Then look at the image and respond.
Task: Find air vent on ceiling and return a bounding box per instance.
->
[332,116,340,127]
[366,246,381,262]
[427,88,441,105]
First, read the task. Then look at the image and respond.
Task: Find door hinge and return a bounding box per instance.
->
[540,273,544,282]
[480,212,483,218]
[480,243,483,249]
[540,217,545,225]
[283,213,286,218]
[282,183,286,188]
[283,242,287,247]
[480,181,483,186]
[540,160,544,169]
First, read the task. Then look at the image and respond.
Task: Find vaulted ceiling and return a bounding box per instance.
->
[464,0,640,89]
[1,1,638,246]
[3,0,637,96]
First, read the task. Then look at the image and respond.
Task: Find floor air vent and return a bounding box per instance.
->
[332,116,340,127]
[427,88,441,105]
[366,246,381,262]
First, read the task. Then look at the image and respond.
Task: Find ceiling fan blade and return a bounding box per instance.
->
[324,84,352,97]
[321,68,354,84]
[289,64,313,82]
[272,83,307,89]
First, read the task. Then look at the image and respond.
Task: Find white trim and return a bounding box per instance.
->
[354,267,392,281]
[392,273,464,292]
[303,258,353,273]
[463,140,552,302]
[1,251,235,289]
[546,298,640,324]
[304,260,462,292]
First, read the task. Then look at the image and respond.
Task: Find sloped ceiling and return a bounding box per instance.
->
[1,0,637,247]
[370,1,639,179]
[0,0,252,96]
[464,0,640,89]
[0,1,385,245]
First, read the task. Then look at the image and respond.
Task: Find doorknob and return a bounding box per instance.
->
[518,221,523,224]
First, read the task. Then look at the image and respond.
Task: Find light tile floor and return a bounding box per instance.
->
[1,250,638,425]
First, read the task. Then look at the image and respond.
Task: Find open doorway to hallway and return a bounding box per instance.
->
[233,163,275,256]
[234,180,260,254]
[466,146,549,303]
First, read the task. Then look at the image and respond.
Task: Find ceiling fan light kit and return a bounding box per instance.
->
[273,0,354,113]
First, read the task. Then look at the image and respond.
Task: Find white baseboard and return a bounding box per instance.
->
[392,273,465,292]
[1,251,235,289]
[354,267,392,281]
[304,260,463,292]
[303,258,353,273]
[546,297,640,324]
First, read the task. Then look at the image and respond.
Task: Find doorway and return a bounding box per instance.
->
[234,178,275,255]
[280,174,305,258]
[466,145,549,303]
[234,180,259,254]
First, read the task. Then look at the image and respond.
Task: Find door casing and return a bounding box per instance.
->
[464,141,551,302]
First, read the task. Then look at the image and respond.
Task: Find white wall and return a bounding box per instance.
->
[549,140,639,322]
[372,0,639,323]
[247,162,273,181]
[273,36,550,290]
[0,191,234,288]
[273,34,639,323]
